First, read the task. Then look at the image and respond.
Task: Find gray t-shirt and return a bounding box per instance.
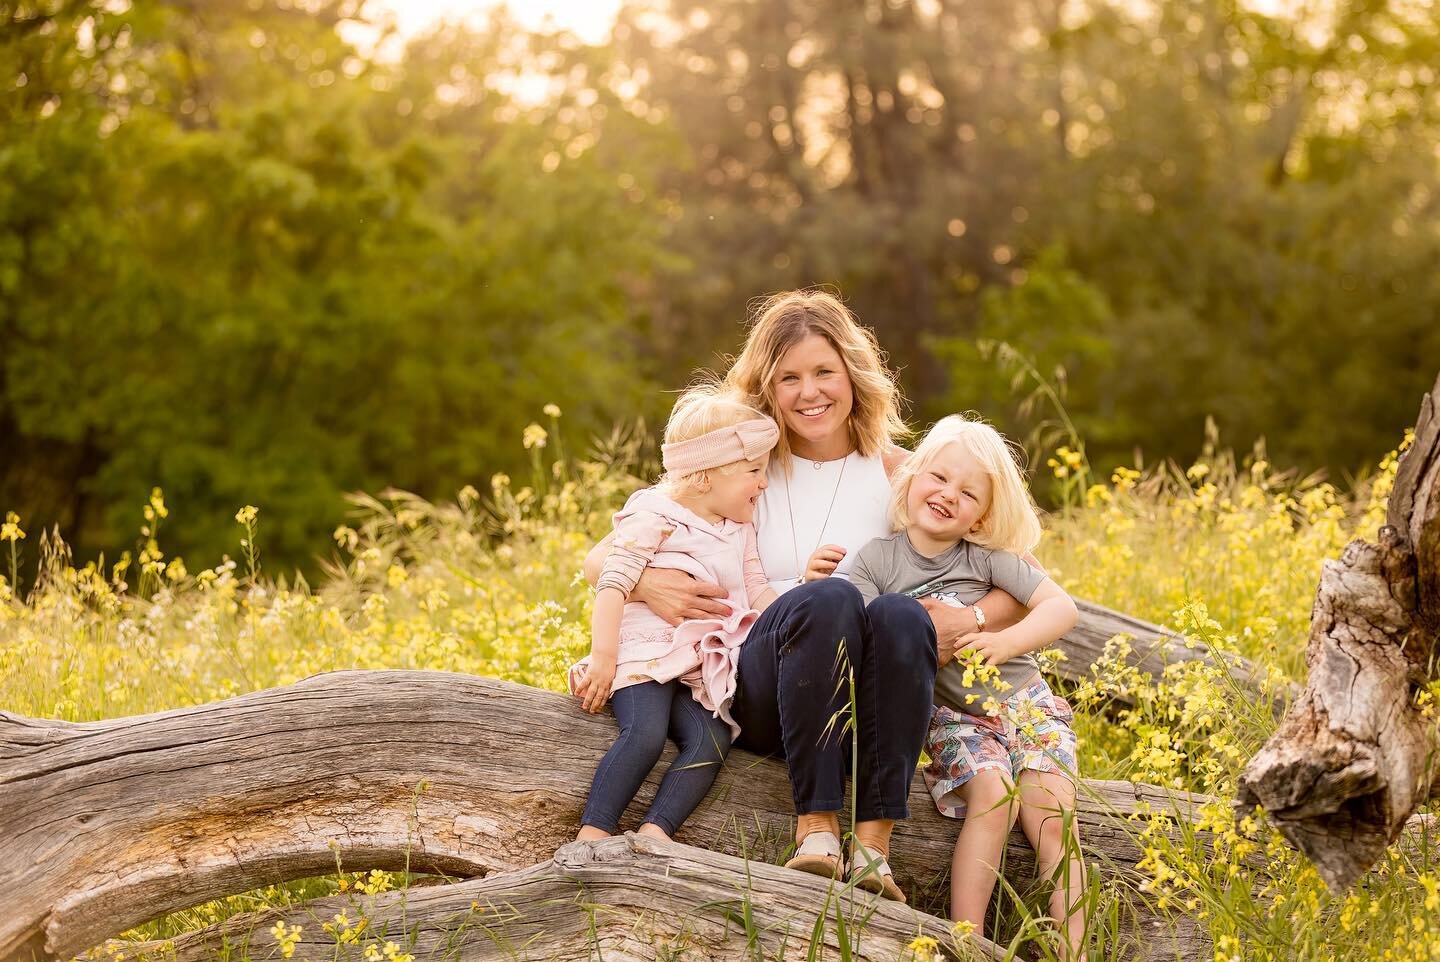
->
[849,532,1048,714]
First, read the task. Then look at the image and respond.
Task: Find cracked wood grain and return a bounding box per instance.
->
[119,834,1006,962]
[1,672,1217,962]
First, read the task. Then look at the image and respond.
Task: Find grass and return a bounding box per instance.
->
[4,411,1437,961]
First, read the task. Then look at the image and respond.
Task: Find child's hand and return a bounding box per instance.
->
[802,544,847,581]
[575,656,618,713]
[955,629,1018,667]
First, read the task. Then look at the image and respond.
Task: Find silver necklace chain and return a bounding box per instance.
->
[783,453,849,584]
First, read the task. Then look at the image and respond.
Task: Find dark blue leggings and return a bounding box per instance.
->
[581,679,733,836]
[732,579,938,821]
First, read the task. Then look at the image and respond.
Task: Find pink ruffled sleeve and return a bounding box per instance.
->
[597,510,672,596]
[741,523,770,605]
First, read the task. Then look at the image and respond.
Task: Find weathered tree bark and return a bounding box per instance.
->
[1238,372,1440,891]
[121,834,1004,962]
[1,672,1216,962]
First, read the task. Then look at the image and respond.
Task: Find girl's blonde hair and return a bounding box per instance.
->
[656,382,771,495]
[889,414,1043,555]
[725,289,907,470]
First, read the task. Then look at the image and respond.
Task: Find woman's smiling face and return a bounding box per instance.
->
[771,333,854,458]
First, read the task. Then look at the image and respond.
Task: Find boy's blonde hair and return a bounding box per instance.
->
[657,382,772,495]
[725,289,908,470]
[888,414,1043,555]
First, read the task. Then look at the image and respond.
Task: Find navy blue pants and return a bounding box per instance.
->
[732,579,938,821]
[581,679,733,836]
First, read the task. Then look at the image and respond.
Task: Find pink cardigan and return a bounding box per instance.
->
[568,488,770,736]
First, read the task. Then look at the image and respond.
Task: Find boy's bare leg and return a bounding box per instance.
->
[949,771,1019,925]
[1018,770,1089,960]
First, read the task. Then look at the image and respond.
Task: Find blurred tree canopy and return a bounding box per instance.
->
[3,0,1438,571]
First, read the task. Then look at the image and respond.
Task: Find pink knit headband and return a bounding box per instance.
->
[661,416,780,476]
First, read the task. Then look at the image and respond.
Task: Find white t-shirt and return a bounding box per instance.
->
[754,451,895,595]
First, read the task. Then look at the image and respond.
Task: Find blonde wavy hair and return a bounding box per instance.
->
[888,414,1043,556]
[656,382,771,496]
[725,289,907,470]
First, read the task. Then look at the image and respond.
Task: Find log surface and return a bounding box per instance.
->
[129,834,1005,962]
[1059,598,1280,709]
[1,671,1212,962]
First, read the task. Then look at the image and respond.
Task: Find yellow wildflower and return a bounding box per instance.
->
[1,512,24,542]
[269,922,302,958]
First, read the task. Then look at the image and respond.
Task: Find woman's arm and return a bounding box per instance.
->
[979,552,1049,631]
[955,579,1079,666]
[582,532,730,625]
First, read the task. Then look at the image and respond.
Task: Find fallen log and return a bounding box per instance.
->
[1057,598,1282,711]
[120,834,1004,962]
[0,671,1215,962]
[1238,371,1440,891]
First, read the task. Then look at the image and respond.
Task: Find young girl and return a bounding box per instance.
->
[844,414,1089,958]
[569,385,780,843]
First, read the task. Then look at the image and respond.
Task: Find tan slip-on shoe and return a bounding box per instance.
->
[784,830,844,879]
[847,841,906,903]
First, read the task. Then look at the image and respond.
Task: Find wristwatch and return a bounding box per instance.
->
[972,602,987,630]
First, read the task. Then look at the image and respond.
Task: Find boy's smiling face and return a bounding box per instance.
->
[905,442,992,553]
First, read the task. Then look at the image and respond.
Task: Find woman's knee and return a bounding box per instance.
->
[867,592,932,634]
[778,578,866,660]
[866,592,937,669]
[792,578,865,633]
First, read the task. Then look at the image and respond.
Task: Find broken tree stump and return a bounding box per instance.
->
[1,671,1216,962]
[1238,372,1440,891]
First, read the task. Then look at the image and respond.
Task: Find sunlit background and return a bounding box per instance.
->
[4,0,1439,568]
[365,0,621,43]
[9,6,1440,961]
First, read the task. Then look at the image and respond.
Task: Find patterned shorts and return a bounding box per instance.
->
[922,678,1078,819]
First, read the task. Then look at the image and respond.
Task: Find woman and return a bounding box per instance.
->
[584,290,1028,902]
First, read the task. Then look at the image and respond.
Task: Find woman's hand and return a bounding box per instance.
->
[575,655,618,713]
[802,544,847,581]
[920,598,978,668]
[632,567,730,625]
